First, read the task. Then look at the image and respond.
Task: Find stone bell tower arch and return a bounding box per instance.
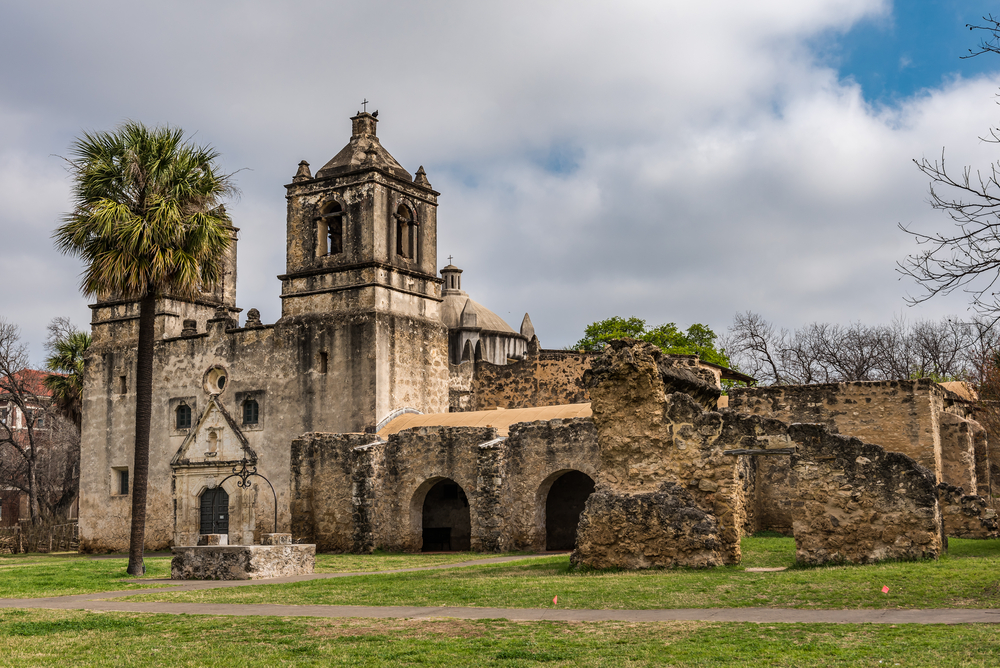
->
[278,111,449,431]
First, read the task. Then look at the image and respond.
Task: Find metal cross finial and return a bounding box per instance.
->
[448,255,454,264]
[362,99,369,112]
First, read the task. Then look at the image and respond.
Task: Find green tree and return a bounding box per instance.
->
[54,122,236,575]
[573,316,730,367]
[44,318,91,429]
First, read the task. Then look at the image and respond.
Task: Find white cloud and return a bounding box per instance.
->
[0,0,996,359]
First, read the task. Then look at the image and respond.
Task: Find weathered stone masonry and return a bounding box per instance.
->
[570,340,943,569]
[291,418,598,553]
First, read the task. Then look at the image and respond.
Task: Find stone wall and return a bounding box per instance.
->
[571,340,944,569]
[573,483,725,569]
[290,433,375,553]
[454,347,727,414]
[728,379,992,535]
[456,349,596,412]
[729,380,947,475]
[788,423,941,565]
[573,340,757,568]
[288,418,600,553]
[939,412,979,494]
[491,418,599,552]
[937,482,999,539]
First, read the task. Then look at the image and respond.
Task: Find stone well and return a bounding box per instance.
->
[171,533,315,580]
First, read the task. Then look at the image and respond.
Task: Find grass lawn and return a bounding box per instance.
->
[118,536,1000,610]
[0,550,510,600]
[0,554,172,599]
[1,609,998,667]
[315,551,524,573]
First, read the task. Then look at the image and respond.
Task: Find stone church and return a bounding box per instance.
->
[78,112,997,558]
[78,111,589,551]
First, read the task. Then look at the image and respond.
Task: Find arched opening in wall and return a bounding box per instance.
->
[420,478,471,551]
[395,204,415,259]
[317,201,343,256]
[545,470,595,551]
[200,487,230,535]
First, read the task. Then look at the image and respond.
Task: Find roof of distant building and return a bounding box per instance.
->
[0,369,54,398]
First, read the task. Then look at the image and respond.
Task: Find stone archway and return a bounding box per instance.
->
[544,470,595,551]
[420,478,471,552]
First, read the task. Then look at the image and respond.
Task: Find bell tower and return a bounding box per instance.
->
[278,112,448,430]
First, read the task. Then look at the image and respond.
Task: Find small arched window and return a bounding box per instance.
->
[316,201,344,257]
[243,399,259,425]
[395,204,417,260]
[176,403,192,430]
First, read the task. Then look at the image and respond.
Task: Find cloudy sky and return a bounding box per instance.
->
[3,0,1000,363]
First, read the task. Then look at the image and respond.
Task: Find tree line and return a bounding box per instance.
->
[721,312,997,387]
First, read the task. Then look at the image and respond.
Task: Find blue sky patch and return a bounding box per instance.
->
[822,1,1000,104]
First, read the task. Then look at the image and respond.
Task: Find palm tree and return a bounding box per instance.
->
[44,328,91,429]
[54,122,236,575]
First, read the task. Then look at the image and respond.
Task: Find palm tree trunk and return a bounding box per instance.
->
[127,293,155,576]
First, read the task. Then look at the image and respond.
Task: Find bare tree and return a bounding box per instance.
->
[0,318,83,525]
[965,14,1000,59]
[721,312,785,385]
[898,17,1000,325]
[725,312,980,386]
[0,319,48,524]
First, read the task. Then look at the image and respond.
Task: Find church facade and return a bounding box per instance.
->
[77,112,542,551]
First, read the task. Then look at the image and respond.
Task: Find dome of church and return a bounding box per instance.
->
[440,293,517,334]
[439,262,528,365]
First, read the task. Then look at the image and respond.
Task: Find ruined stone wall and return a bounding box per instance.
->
[729,380,945,475]
[448,362,474,412]
[366,426,498,552]
[456,348,725,413]
[729,380,992,531]
[287,419,602,553]
[572,341,757,568]
[752,456,793,535]
[939,412,979,494]
[491,418,600,552]
[789,423,941,564]
[290,433,374,552]
[571,340,943,569]
[461,350,596,411]
[937,482,999,539]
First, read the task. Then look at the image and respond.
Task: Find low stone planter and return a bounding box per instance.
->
[171,540,315,580]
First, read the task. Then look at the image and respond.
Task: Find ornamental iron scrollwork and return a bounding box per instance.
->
[216,454,279,534]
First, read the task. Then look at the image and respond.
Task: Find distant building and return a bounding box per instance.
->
[0,369,56,527]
